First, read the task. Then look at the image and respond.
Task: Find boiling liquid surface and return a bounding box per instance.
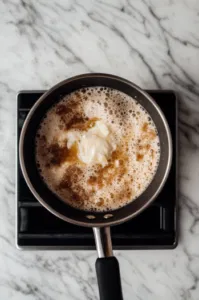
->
[36,87,160,211]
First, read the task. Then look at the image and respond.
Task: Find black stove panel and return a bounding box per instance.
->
[16,90,178,249]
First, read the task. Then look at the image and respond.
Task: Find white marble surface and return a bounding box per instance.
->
[0,0,199,299]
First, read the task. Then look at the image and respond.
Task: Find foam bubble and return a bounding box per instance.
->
[35,87,160,212]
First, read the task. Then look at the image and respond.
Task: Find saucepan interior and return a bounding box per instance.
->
[19,73,172,227]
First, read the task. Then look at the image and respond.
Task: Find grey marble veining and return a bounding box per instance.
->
[0,0,199,299]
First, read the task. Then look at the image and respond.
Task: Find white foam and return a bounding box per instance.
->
[36,87,160,211]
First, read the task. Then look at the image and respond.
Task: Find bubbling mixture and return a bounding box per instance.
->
[35,87,160,211]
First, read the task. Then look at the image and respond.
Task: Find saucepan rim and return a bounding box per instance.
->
[19,73,173,227]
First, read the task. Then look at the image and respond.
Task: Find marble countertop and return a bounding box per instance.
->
[1,0,199,299]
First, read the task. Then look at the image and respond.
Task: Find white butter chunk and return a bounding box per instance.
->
[66,120,116,166]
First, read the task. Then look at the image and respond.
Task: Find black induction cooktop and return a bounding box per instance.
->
[16,90,178,250]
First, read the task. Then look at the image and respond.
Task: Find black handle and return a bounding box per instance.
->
[96,256,123,300]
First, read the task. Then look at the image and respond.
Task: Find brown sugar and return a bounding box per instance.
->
[69,117,99,131]
[141,122,156,140]
[136,153,144,161]
[58,166,87,207]
[142,122,148,132]
[87,148,128,189]
[65,115,86,130]
[48,142,79,166]
[55,104,72,115]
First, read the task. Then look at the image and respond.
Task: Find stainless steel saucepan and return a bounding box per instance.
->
[19,73,172,300]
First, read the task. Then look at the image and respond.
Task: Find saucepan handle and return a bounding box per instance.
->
[93,227,123,300]
[96,256,123,300]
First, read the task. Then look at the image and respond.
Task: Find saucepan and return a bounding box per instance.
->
[19,73,172,300]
